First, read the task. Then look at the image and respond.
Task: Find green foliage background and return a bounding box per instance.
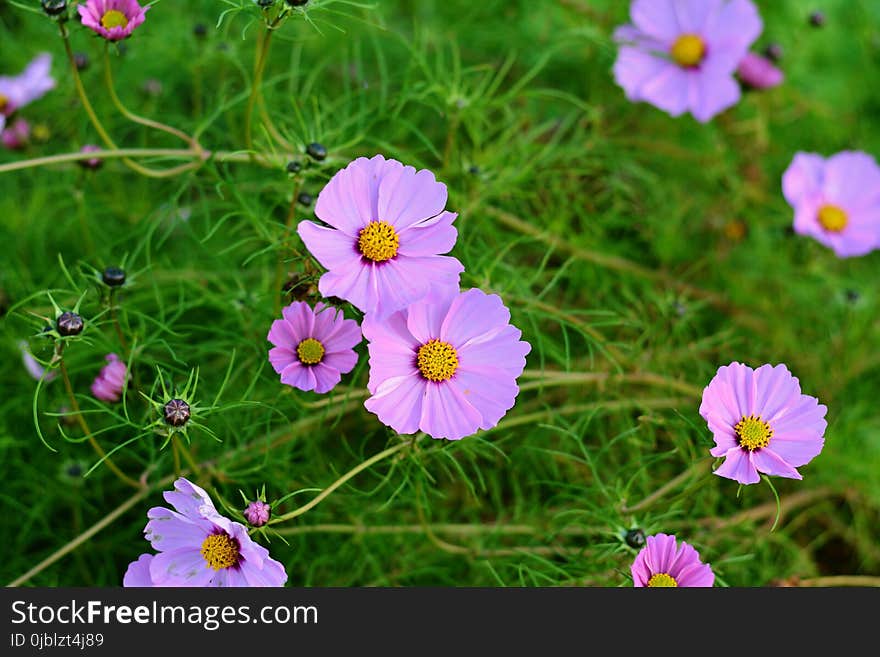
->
[1,0,878,587]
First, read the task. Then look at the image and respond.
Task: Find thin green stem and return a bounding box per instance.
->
[273,181,300,318]
[268,439,412,525]
[245,27,275,155]
[60,25,117,149]
[620,458,712,514]
[103,46,201,150]
[58,356,141,490]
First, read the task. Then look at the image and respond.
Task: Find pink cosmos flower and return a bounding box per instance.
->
[78,0,150,42]
[1,118,30,150]
[297,155,464,319]
[125,477,288,587]
[737,52,783,89]
[613,0,763,123]
[90,353,128,402]
[782,151,880,258]
[363,288,531,441]
[631,533,714,587]
[700,362,827,485]
[267,301,362,394]
[0,53,55,133]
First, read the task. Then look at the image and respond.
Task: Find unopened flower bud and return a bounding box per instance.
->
[286,0,309,6]
[193,23,208,38]
[244,500,271,526]
[306,142,327,161]
[763,43,783,63]
[102,266,126,287]
[74,52,90,71]
[297,192,313,207]
[56,311,84,337]
[286,160,302,174]
[163,398,191,427]
[41,0,67,17]
[809,11,826,27]
[624,528,646,549]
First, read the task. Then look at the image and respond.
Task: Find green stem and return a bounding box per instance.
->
[58,356,141,490]
[60,25,117,149]
[245,27,275,154]
[268,440,412,525]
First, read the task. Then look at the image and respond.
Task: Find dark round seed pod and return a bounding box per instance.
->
[41,0,67,16]
[624,528,646,549]
[163,399,191,427]
[102,266,127,287]
[56,311,84,337]
[763,43,783,62]
[468,165,481,175]
[306,142,327,161]
[844,289,860,303]
[809,11,826,27]
[193,23,208,38]
[256,0,275,7]
[286,0,309,6]
[286,160,302,174]
[297,192,313,207]
[73,52,90,71]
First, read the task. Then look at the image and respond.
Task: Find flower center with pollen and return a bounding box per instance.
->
[358,221,399,262]
[101,10,129,29]
[417,340,459,382]
[296,338,325,365]
[735,414,773,451]
[670,34,706,68]
[647,573,678,587]
[0,94,8,113]
[200,533,240,571]
[817,204,848,233]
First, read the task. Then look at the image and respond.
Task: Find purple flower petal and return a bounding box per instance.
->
[297,221,360,270]
[398,211,458,256]
[150,548,214,587]
[315,155,384,236]
[311,363,343,394]
[751,448,802,480]
[268,346,296,374]
[123,554,154,587]
[281,301,315,337]
[630,0,682,41]
[280,361,317,391]
[419,381,483,441]
[714,447,760,484]
[690,70,741,123]
[782,152,825,206]
[364,373,426,435]
[144,507,209,552]
[450,367,521,430]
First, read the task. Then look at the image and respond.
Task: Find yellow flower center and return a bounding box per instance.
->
[200,533,240,571]
[417,339,459,382]
[296,337,325,365]
[0,94,8,113]
[101,10,129,30]
[735,414,773,451]
[670,34,706,68]
[358,221,400,262]
[817,204,848,233]
[647,573,678,587]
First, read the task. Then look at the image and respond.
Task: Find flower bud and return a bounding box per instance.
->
[286,160,302,174]
[102,266,126,287]
[244,500,271,526]
[286,0,309,6]
[297,192,313,207]
[737,53,783,90]
[74,52,90,71]
[163,398,191,427]
[763,43,783,63]
[41,0,67,17]
[56,311,84,337]
[809,11,826,27]
[193,23,208,38]
[306,142,327,161]
[255,0,275,7]
[624,528,646,549]
[77,145,103,170]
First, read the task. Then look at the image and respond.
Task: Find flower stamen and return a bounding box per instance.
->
[670,34,706,68]
[101,9,129,29]
[735,414,773,451]
[417,339,459,382]
[358,221,399,262]
[817,204,848,233]
[296,337,325,365]
[200,533,240,571]
[647,573,678,587]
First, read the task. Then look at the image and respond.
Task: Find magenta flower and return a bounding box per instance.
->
[1,118,30,150]
[363,288,531,441]
[782,151,880,258]
[244,501,271,527]
[297,155,464,318]
[700,362,827,485]
[267,301,362,394]
[737,52,783,89]
[78,0,150,42]
[613,0,763,123]
[631,533,714,587]
[125,477,288,587]
[0,53,55,132]
[90,353,128,402]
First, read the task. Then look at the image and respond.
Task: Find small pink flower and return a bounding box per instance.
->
[91,353,128,402]
[244,501,271,527]
[0,53,55,132]
[700,362,827,485]
[2,118,30,150]
[782,151,880,257]
[737,52,783,89]
[631,533,714,587]
[78,0,150,42]
[77,144,103,170]
[267,301,362,394]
